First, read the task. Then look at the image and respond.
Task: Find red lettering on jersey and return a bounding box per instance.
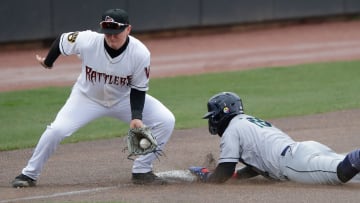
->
[104,74,109,83]
[84,65,132,87]
[113,76,119,85]
[120,77,127,86]
[108,75,113,84]
[97,72,103,82]
[85,66,92,82]
[145,66,150,78]
[90,71,97,83]
[127,75,132,86]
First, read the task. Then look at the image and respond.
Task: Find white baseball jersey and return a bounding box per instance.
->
[21,30,175,179]
[219,114,345,184]
[59,30,150,107]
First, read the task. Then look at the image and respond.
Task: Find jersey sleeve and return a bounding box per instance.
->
[218,124,241,163]
[129,49,150,91]
[58,31,93,57]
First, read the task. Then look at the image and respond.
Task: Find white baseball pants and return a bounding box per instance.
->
[22,88,175,179]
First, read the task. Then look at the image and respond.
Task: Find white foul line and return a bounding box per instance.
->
[0,186,119,203]
[0,170,194,202]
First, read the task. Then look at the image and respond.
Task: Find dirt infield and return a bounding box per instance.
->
[1,19,360,202]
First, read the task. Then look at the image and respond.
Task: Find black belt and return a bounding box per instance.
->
[281,145,290,156]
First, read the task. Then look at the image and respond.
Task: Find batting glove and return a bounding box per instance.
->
[189,166,210,182]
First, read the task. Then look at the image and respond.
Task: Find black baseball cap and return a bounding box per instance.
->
[99,8,130,34]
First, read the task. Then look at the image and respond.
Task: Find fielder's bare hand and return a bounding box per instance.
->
[36,54,51,69]
[130,119,144,129]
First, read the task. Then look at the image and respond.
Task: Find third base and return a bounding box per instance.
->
[155,170,198,183]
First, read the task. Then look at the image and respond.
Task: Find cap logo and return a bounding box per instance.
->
[223,107,230,114]
[104,16,115,22]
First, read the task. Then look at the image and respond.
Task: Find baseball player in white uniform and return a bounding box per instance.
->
[189,92,360,184]
[11,8,175,187]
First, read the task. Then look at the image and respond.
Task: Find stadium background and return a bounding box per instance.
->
[1,0,360,44]
[1,1,360,202]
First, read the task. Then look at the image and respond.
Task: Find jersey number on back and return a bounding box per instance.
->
[246,117,272,128]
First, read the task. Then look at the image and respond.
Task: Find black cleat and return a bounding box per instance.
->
[11,174,36,188]
[132,171,167,185]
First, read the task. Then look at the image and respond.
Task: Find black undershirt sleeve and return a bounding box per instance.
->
[207,162,237,183]
[130,88,146,120]
[44,35,61,68]
[234,165,260,179]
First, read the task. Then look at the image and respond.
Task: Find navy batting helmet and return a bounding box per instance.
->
[203,92,244,136]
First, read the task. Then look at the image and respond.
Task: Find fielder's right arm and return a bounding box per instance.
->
[36,35,61,69]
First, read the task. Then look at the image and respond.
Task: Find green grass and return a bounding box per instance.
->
[1,60,360,151]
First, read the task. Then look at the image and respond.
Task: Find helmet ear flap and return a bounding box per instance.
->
[208,118,218,135]
[206,104,220,135]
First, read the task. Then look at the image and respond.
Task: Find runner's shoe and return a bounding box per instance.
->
[337,149,360,183]
[347,149,360,171]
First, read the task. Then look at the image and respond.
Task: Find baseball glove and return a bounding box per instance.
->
[126,127,159,159]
